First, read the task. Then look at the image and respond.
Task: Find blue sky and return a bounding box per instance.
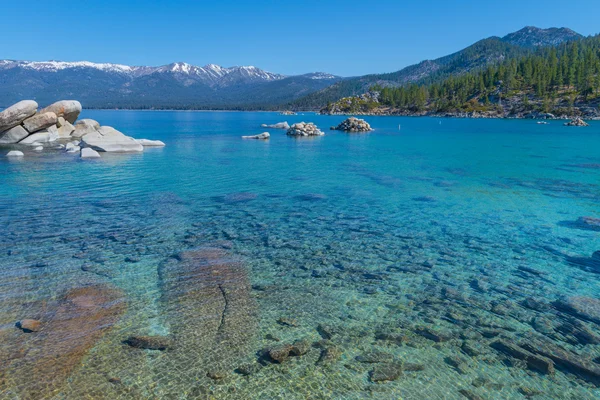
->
[3,0,600,76]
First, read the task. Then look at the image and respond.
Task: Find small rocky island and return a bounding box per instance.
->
[331,117,373,132]
[242,132,270,140]
[286,122,324,137]
[0,100,164,159]
[564,117,589,126]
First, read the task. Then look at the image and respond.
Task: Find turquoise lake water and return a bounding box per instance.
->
[0,111,599,399]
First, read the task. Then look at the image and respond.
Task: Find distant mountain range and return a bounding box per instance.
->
[0,26,584,110]
[0,60,341,109]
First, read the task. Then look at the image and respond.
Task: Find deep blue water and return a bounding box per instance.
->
[0,111,599,399]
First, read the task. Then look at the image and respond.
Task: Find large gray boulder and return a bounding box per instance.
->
[23,112,58,133]
[65,142,80,153]
[0,125,29,144]
[57,117,75,137]
[40,100,82,124]
[72,119,100,138]
[0,100,38,133]
[81,126,143,152]
[19,126,59,144]
[81,147,101,158]
[6,150,24,157]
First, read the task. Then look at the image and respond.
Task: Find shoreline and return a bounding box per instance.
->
[75,108,599,120]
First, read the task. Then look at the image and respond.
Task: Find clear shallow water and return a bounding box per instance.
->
[0,111,599,399]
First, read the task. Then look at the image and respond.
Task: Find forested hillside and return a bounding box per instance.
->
[322,36,600,118]
[286,27,583,111]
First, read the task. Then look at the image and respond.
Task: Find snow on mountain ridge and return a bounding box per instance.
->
[0,59,286,82]
[0,60,135,73]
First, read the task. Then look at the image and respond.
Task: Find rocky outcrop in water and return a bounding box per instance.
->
[81,126,143,152]
[261,122,290,129]
[6,150,24,157]
[286,122,324,137]
[242,132,270,139]
[0,99,165,158]
[564,117,589,126]
[0,100,38,133]
[332,117,373,132]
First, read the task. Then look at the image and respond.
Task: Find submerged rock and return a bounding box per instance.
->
[490,340,555,374]
[356,351,394,363]
[521,339,600,386]
[554,296,600,325]
[235,362,262,376]
[317,345,342,365]
[369,362,403,382]
[458,389,484,400]
[290,339,311,356]
[158,248,256,372]
[206,370,227,380]
[124,335,173,350]
[265,344,293,363]
[0,285,126,398]
[16,319,42,333]
[0,100,38,133]
[414,327,451,342]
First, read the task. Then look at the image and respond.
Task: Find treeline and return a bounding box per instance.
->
[375,35,600,113]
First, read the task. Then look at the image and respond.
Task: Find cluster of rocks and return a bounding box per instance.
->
[331,117,373,132]
[279,111,297,116]
[564,117,589,126]
[286,122,324,137]
[0,100,79,145]
[261,122,289,130]
[0,99,165,159]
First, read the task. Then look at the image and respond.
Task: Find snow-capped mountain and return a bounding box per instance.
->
[0,59,341,108]
[0,60,286,86]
